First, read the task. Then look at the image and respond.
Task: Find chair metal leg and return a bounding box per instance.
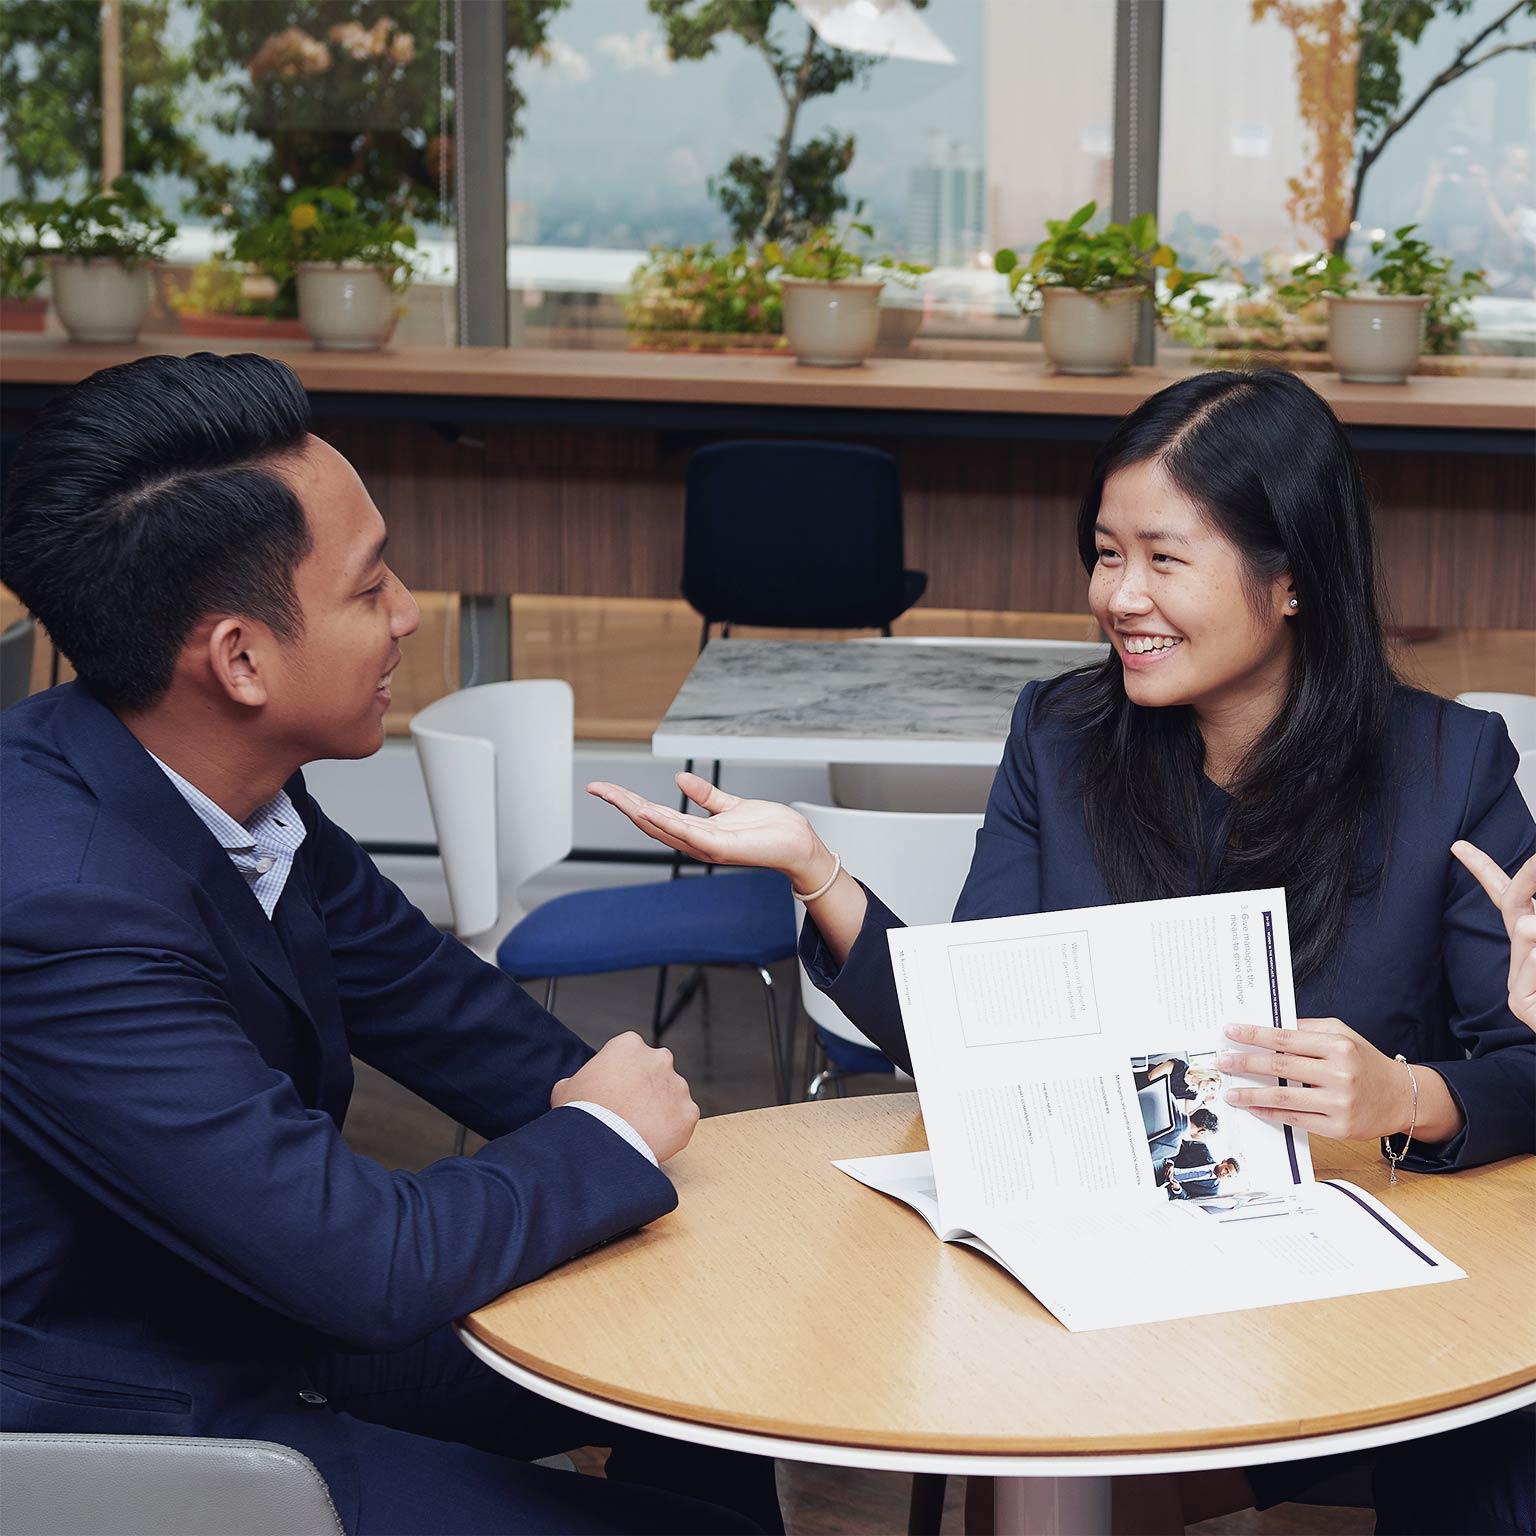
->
[908,1472,947,1536]
[452,1122,468,1157]
[756,966,788,1104]
[544,976,558,1013]
[650,965,670,1046]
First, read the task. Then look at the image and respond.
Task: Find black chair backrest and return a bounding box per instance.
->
[682,441,910,631]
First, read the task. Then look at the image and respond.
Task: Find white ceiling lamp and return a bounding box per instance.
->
[789,0,958,64]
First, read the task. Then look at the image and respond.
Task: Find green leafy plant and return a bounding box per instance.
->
[1364,223,1487,353]
[764,212,928,286]
[1278,225,1486,355]
[230,187,419,293]
[1274,249,1356,310]
[22,176,176,266]
[994,202,1212,323]
[625,242,783,336]
[0,199,46,300]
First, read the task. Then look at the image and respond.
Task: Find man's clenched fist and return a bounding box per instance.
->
[551,1031,700,1162]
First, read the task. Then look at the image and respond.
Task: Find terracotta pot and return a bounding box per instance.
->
[295,263,399,350]
[48,257,153,343]
[1039,286,1142,375]
[1,296,48,332]
[177,312,310,341]
[1327,294,1428,384]
[781,276,884,367]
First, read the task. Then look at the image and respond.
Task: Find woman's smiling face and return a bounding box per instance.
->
[1088,457,1295,721]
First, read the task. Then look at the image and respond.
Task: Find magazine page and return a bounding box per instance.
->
[967,1175,1465,1332]
[834,1151,1012,1272]
[887,888,1309,1247]
[854,888,1464,1332]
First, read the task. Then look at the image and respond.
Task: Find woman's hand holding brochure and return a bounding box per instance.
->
[835,887,1465,1333]
[1219,1018,1462,1142]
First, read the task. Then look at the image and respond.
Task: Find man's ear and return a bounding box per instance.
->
[205,617,272,710]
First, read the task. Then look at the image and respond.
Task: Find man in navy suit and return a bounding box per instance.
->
[0,354,780,1534]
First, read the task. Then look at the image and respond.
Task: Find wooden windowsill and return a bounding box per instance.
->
[3,335,1533,431]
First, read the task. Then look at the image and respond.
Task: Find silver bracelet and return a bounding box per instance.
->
[794,852,842,904]
[1383,1053,1418,1186]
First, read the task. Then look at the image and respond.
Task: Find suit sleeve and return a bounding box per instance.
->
[797,682,1048,1073]
[297,788,599,1142]
[1406,710,1536,1171]
[0,882,676,1352]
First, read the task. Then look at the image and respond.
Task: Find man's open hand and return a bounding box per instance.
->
[551,1032,700,1162]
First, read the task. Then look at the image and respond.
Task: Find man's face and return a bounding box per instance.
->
[262,435,419,761]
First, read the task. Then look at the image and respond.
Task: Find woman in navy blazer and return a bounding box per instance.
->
[594,368,1534,1532]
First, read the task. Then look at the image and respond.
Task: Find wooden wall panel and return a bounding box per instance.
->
[321,420,1533,629]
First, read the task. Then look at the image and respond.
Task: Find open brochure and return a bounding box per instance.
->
[836,889,1464,1332]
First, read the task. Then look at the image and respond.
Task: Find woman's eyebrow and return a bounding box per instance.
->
[1093,520,1192,548]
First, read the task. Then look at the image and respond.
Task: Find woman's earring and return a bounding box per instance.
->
[1288,597,1298,608]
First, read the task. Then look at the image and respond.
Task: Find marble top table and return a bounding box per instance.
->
[651,638,1108,766]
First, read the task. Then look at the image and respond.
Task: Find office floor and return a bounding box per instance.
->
[344,961,1372,1536]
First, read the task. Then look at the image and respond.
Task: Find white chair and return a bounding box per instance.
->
[1456,692,1536,753]
[409,680,574,964]
[790,801,983,1098]
[412,683,799,1134]
[829,636,1106,813]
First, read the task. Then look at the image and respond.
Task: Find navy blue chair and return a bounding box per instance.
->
[681,441,927,643]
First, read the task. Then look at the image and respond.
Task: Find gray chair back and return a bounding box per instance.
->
[0,1432,344,1536]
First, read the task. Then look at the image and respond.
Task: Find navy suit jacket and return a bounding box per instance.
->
[805,681,1536,1172]
[0,683,675,1519]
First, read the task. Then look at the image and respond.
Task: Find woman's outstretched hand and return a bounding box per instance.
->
[1452,840,1536,1031]
[587,771,832,891]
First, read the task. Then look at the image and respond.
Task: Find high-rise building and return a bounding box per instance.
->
[906,131,986,268]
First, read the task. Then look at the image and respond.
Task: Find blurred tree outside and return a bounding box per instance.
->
[0,1,568,226]
[1258,0,1536,253]
[0,0,212,197]
[648,0,929,246]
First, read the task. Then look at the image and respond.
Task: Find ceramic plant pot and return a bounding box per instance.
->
[295,263,399,351]
[48,257,152,343]
[781,276,884,367]
[1326,294,1428,384]
[1038,285,1142,375]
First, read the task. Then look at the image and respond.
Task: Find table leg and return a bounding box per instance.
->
[992,1475,1111,1536]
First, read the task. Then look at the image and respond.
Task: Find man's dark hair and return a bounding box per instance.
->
[1189,1107,1220,1133]
[1,352,313,711]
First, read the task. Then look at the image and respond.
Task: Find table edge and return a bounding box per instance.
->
[457,1326,1536,1474]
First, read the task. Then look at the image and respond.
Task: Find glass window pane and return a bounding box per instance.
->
[0,0,458,345]
[504,0,1115,353]
[1159,0,1535,360]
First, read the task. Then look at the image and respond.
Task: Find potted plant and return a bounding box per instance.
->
[167,257,309,341]
[0,200,47,332]
[624,242,786,353]
[232,188,419,350]
[995,203,1210,375]
[766,216,927,368]
[23,177,176,343]
[1316,226,1486,384]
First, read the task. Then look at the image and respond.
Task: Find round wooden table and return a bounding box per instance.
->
[461,1095,1536,1534]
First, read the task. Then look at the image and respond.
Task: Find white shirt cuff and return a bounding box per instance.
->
[566,1101,658,1166]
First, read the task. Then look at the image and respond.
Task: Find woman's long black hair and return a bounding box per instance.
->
[1039,368,1396,981]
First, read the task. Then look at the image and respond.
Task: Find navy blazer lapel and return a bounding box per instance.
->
[52,685,315,1025]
